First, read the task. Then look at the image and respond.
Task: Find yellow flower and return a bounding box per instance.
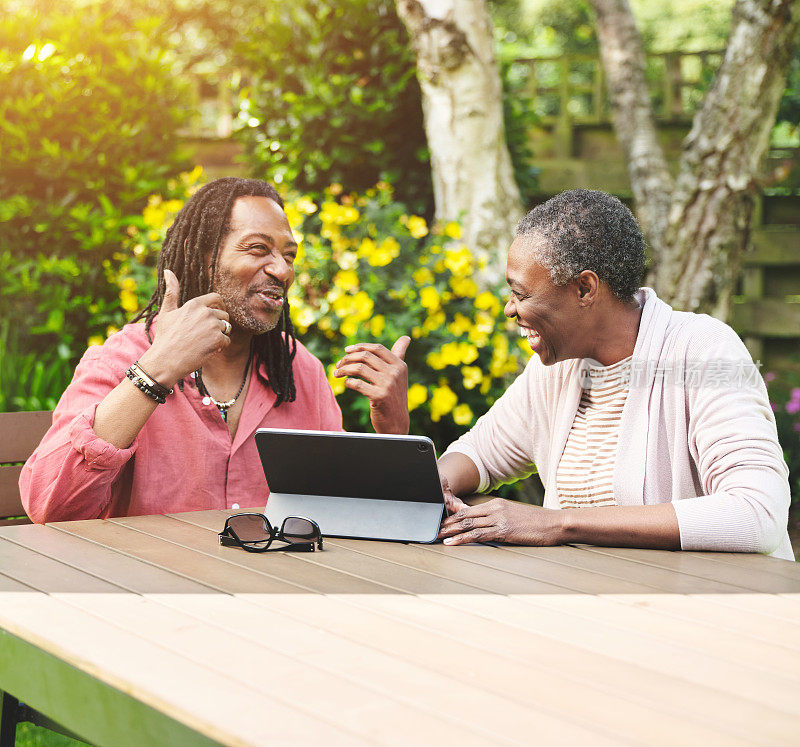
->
[328,183,344,196]
[462,366,483,390]
[357,237,377,260]
[369,315,386,337]
[351,291,374,319]
[120,277,136,292]
[444,221,462,239]
[338,249,358,270]
[333,269,359,292]
[447,313,472,336]
[449,276,478,298]
[407,215,428,239]
[422,310,445,333]
[419,286,440,311]
[293,306,316,330]
[517,337,535,357]
[407,383,427,411]
[119,289,138,313]
[411,326,426,339]
[367,237,400,267]
[444,245,473,277]
[489,333,512,377]
[475,291,501,315]
[340,318,359,337]
[452,403,473,426]
[327,364,346,395]
[106,325,119,338]
[412,267,434,285]
[296,196,317,215]
[87,335,104,347]
[430,384,458,422]
[468,310,495,346]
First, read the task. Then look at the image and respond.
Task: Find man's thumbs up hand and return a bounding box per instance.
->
[161,269,181,313]
[137,269,232,388]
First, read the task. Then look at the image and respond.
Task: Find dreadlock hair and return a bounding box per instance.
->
[133,177,297,405]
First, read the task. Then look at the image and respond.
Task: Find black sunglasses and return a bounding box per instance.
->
[219,513,323,553]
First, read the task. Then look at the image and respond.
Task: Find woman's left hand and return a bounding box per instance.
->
[438,498,565,546]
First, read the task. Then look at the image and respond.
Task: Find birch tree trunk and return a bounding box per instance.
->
[395,0,523,279]
[591,0,800,318]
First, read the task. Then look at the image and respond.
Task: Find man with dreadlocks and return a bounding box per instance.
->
[21,178,411,522]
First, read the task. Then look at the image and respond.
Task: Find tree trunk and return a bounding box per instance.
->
[591,0,800,317]
[395,0,523,280]
[662,0,800,318]
[592,0,674,286]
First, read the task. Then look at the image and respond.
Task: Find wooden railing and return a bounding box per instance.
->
[512,49,725,125]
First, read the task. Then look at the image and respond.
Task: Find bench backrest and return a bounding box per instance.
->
[0,411,53,525]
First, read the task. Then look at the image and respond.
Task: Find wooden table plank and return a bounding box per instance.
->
[48,517,641,743]
[4,513,800,745]
[111,516,797,743]
[574,545,800,593]
[0,572,36,593]
[0,592,362,746]
[0,537,121,594]
[51,518,309,595]
[56,592,494,746]
[126,514,398,595]
[480,544,754,594]
[0,523,574,743]
[0,523,216,594]
[685,551,800,580]
[328,540,800,672]
[331,538,658,594]
[148,591,616,745]
[57,514,757,743]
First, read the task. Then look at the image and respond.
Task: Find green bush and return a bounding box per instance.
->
[282,184,530,452]
[233,0,539,215]
[233,0,433,214]
[0,4,191,410]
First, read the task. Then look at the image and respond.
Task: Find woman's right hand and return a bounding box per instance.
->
[137,269,231,386]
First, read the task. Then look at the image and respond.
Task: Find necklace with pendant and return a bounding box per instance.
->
[195,345,254,423]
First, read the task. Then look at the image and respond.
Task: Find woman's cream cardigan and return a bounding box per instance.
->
[445,288,794,560]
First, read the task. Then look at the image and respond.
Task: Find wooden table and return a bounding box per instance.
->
[1,510,800,745]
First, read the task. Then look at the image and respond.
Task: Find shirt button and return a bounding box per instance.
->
[232,503,240,510]
[202,396,211,405]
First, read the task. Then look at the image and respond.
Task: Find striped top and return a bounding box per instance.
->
[556,356,632,509]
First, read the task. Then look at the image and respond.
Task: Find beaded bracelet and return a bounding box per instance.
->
[129,361,173,398]
[126,368,165,404]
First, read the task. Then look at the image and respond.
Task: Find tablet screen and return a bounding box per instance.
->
[255,429,444,504]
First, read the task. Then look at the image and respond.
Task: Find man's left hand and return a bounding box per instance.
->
[334,336,411,434]
[438,497,565,546]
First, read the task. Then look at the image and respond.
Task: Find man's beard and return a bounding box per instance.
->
[213,266,285,336]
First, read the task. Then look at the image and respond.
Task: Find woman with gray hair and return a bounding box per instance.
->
[438,189,793,560]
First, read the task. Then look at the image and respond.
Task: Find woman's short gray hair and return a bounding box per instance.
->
[515,189,645,301]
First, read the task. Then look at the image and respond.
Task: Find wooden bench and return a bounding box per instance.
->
[0,411,52,526]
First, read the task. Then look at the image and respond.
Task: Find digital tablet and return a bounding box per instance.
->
[254,428,445,542]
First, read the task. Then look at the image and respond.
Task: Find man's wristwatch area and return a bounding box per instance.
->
[125,361,173,404]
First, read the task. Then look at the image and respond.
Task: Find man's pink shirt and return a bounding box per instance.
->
[20,323,343,522]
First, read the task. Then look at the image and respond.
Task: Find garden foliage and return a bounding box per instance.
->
[232,0,540,214]
[0,5,190,409]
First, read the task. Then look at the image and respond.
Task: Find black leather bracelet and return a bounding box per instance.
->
[129,361,173,398]
[125,367,166,404]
